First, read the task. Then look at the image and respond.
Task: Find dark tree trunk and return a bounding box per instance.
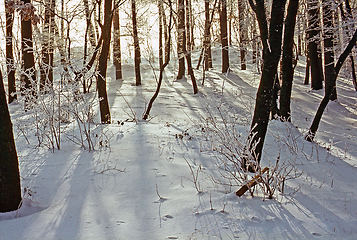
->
[132,0,141,86]
[306,27,357,142]
[307,0,324,90]
[220,0,229,73]
[143,0,173,120]
[238,0,247,70]
[97,0,112,124]
[159,0,164,69]
[341,0,357,91]
[323,0,337,100]
[351,55,357,91]
[84,0,97,48]
[185,0,198,93]
[304,56,310,85]
[21,0,36,100]
[246,0,287,167]
[280,0,299,122]
[113,8,123,80]
[204,0,212,70]
[5,0,16,103]
[40,0,55,93]
[0,69,22,213]
[177,0,186,80]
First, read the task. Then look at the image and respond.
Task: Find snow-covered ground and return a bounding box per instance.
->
[1,47,357,239]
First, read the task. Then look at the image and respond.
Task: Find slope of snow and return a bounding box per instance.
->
[1,48,357,239]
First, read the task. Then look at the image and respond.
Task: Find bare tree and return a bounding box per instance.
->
[21,0,36,101]
[113,8,123,80]
[306,26,357,141]
[280,0,300,122]
[245,0,287,169]
[307,0,324,90]
[5,0,16,103]
[220,0,229,73]
[143,0,173,120]
[97,0,113,123]
[132,0,141,86]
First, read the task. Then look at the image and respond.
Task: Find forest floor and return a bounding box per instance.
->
[1,48,357,239]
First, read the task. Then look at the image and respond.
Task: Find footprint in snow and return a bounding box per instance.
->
[162,214,174,221]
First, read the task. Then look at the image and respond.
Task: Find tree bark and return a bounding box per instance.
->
[307,0,324,90]
[159,0,164,69]
[97,0,112,124]
[21,0,36,101]
[5,0,16,103]
[185,0,198,93]
[220,0,229,73]
[306,26,357,142]
[280,0,299,122]
[238,0,247,70]
[40,0,55,93]
[246,0,287,167]
[113,8,123,80]
[177,0,186,80]
[132,0,141,86]
[0,69,22,213]
[204,0,213,70]
[143,0,173,120]
[323,0,337,100]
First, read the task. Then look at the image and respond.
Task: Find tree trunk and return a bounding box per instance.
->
[246,0,287,168]
[97,0,112,124]
[306,26,357,142]
[5,0,16,103]
[177,0,186,80]
[21,0,36,101]
[132,0,141,86]
[143,0,173,120]
[279,0,299,122]
[185,0,198,93]
[159,0,164,69]
[40,0,55,93]
[342,0,357,91]
[220,0,229,73]
[307,0,324,90]
[113,8,123,80]
[0,69,22,213]
[323,0,337,100]
[204,0,212,70]
[238,0,247,70]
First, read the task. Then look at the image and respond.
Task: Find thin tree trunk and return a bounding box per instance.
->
[159,0,164,69]
[323,0,337,100]
[21,0,36,102]
[185,0,198,93]
[280,0,299,122]
[97,0,112,124]
[306,27,357,142]
[40,0,55,93]
[220,0,229,73]
[204,0,213,70]
[0,69,22,213]
[307,0,324,90]
[84,0,97,47]
[143,0,173,120]
[132,0,141,86]
[177,0,186,80]
[5,0,16,103]
[304,56,310,84]
[342,0,357,91]
[113,8,123,80]
[238,0,247,70]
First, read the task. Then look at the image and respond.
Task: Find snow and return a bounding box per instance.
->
[1,47,357,239]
